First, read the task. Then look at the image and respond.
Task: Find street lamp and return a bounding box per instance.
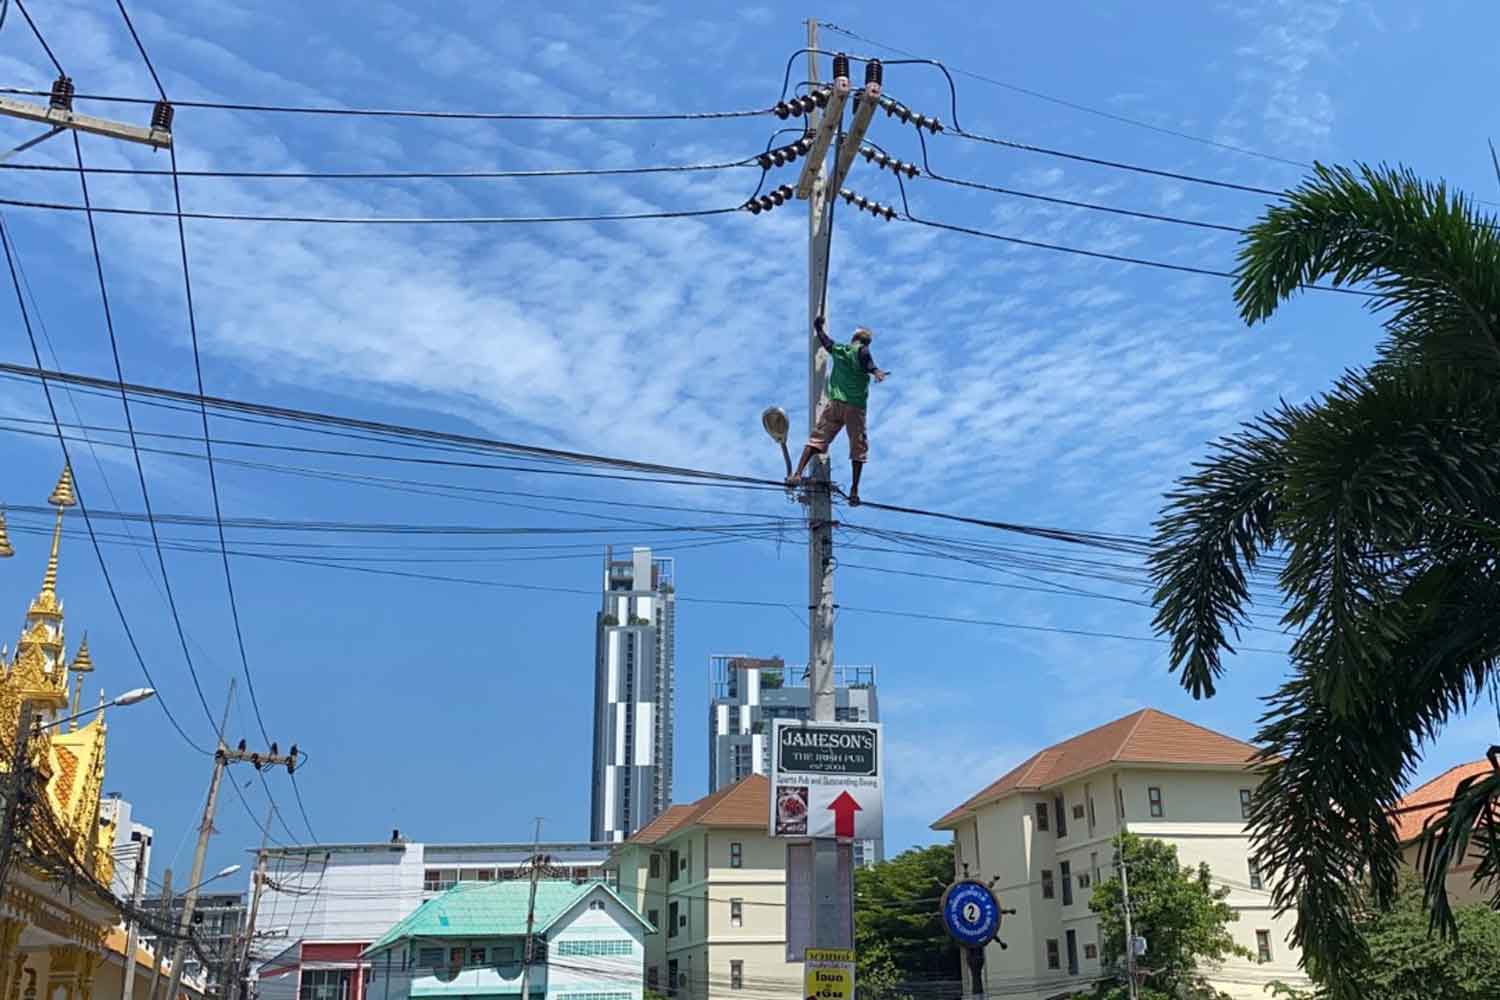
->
[176,864,243,896]
[37,688,155,733]
[761,406,792,479]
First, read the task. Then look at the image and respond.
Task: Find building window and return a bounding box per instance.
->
[1060,861,1073,906]
[1035,802,1049,832]
[469,948,486,965]
[1090,851,1100,887]
[668,901,679,938]
[1066,929,1079,975]
[1248,858,1263,891]
[491,944,518,964]
[1240,788,1253,820]
[1084,943,1097,960]
[1071,803,1085,821]
[669,850,680,883]
[417,948,443,969]
[730,842,743,868]
[730,899,744,928]
[1148,787,1164,818]
[647,968,659,991]
[1054,795,1068,837]
[1041,869,1054,899]
[1077,871,1091,889]
[1116,787,1125,819]
[650,854,662,879]
[730,960,744,991]
[667,960,679,997]
[1256,930,1272,963]
[1087,794,1096,832]
[558,940,633,957]
[648,909,660,930]
[1046,939,1060,970]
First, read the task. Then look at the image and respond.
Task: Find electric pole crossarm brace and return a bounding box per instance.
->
[0,95,172,150]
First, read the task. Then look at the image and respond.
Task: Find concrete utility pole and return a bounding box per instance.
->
[233,805,275,1000]
[1118,845,1139,1000]
[147,868,173,1000]
[518,818,544,1000]
[120,839,149,1000]
[167,683,300,1000]
[802,20,845,955]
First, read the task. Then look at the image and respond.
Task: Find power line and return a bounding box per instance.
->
[116,0,283,778]
[0,217,210,755]
[68,119,222,740]
[11,0,60,76]
[0,361,786,489]
[0,157,760,182]
[0,86,778,122]
[0,194,745,226]
[816,20,1313,170]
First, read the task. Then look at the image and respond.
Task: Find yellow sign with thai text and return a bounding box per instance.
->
[804,948,855,1000]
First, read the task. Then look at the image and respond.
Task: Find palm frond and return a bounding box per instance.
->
[1149,409,1295,698]
[1235,162,1500,374]
[1416,749,1500,935]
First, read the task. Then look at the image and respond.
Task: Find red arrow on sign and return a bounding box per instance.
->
[829,791,862,839]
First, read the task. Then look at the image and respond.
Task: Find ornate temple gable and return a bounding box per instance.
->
[0,467,113,885]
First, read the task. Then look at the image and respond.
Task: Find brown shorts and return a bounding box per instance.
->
[806,400,869,463]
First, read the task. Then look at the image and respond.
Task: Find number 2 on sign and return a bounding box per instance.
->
[963,902,981,924]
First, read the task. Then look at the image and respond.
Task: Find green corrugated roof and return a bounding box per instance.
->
[363,882,647,957]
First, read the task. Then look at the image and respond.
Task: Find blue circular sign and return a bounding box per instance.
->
[941,880,1001,947]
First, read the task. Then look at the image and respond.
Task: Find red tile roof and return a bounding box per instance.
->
[933,708,1260,829]
[628,805,695,845]
[1391,760,1492,844]
[625,775,770,845]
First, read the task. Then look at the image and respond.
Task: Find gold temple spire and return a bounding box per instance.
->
[69,635,93,728]
[33,465,75,616]
[0,509,12,559]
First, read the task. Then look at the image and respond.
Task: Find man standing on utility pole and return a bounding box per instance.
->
[787,316,888,506]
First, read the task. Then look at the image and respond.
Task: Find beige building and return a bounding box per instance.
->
[1392,759,1497,908]
[612,775,799,1000]
[933,708,1310,1000]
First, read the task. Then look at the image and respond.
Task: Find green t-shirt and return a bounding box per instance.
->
[827,342,871,408]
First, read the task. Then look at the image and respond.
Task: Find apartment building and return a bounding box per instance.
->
[592,546,677,843]
[612,775,798,1000]
[707,656,881,865]
[933,708,1310,1000]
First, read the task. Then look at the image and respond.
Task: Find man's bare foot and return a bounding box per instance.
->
[786,475,800,488]
[848,493,862,507]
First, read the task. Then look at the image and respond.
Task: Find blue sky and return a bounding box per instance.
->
[0,0,1497,890]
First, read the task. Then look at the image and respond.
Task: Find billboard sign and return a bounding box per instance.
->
[769,719,883,840]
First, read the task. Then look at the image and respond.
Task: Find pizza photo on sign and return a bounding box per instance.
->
[775,786,809,835]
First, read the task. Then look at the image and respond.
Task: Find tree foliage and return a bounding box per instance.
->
[1076,833,1247,1000]
[1267,878,1500,1000]
[853,843,959,996]
[1149,162,1500,996]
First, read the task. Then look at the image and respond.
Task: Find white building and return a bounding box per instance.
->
[99,793,154,903]
[933,708,1312,1000]
[363,880,650,1000]
[612,775,800,1000]
[253,838,613,1000]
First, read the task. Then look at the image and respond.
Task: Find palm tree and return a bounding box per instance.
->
[1149,162,1500,995]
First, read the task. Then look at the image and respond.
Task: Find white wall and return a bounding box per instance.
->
[953,766,1309,1000]
[548,891,647,1000]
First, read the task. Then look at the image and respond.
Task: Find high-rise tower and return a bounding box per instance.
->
[590,546,675,842]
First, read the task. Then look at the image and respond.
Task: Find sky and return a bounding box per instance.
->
[0,0,1497,897]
